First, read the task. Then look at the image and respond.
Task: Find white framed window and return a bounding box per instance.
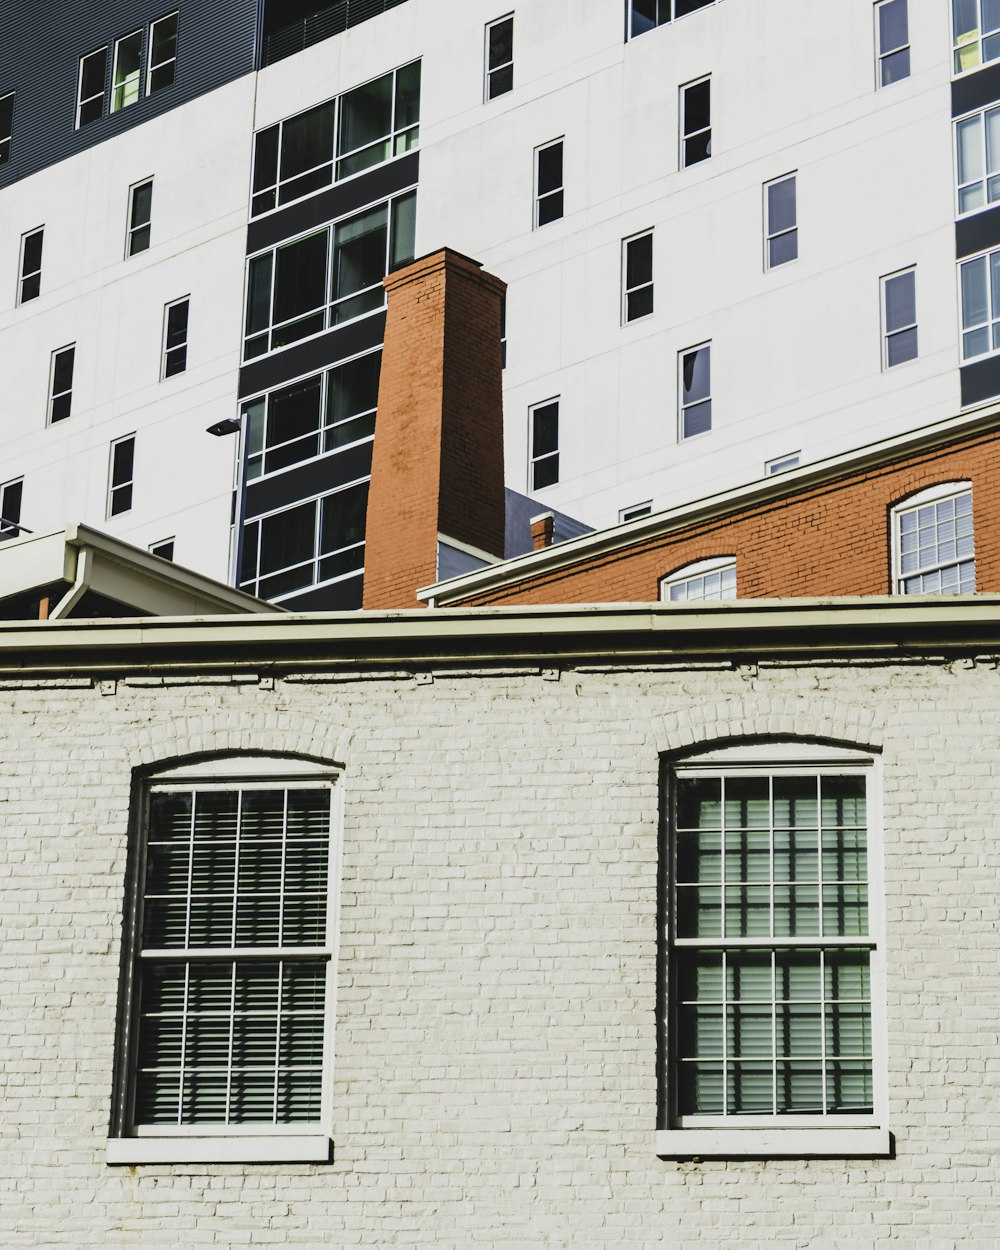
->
[892,483,975,594]
[680,77,711,168]
[679,342,712,439]
[764,174,798,270]
[881,268,917,368]
[952,0,1000,74]
[0,90,14,163]
[111,30,143,113]
[622,230,654,323]
[628,0,716,40]
[107,758,340,1165]
[149,537,174,561]
[766,452,800,476]
[17,227,43,305]
[0,477,23,540]
[108,435,136,518]
[959,246,1000,360]
[955,104,1000,215]
[147,12,178,94]
[162,298,190,379]
[534,139,564,229]
[485,15,514,101]
[244,191,415,360]
[77,48,108,128]
[875,0,910,86]
[126,179,153,257]
[48,344,75,425]
[620,501,652,523]
[660,556,735,603]
[658,743,889,1160]
[529,398,559,490]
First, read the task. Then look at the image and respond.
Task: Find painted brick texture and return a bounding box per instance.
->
[2,657,1000,1246]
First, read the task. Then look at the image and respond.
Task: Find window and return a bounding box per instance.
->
[244,191,415,359]
[48,345,75,424]
[680,77,711,168]
[162,298,189,379]
[0,478,23,540]
[892,484,975,594]
[959,246,1000,360]
[243,352,381,481]
[0,91,13,163]
[149,538,174,561]
[529,399,559,490]
[765,174,797,269]
[620,502,652,522]
[534,140,564,228]
[109,435,135,517]
[881,268,917,368]
[127,179,153,257]
[18,228,43,304]
[109,762,337,1162]
[953,0,1000,73]
[661,556,735,602]
[500,293,507,369]
[766,452,801,475]
[875,0,910,86]
[485,15,514,100]
[628,0,715,39]
[622,231,654,323]
[147,13,178,94]
[239,482,369,603]
[661,747,885,1157]
[955,105,1000,214]
[77,48,108,127]
[112,30,143,112]
[680,343,711,439]
[251,62,420,216]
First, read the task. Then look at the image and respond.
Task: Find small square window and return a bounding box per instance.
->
[680,343,712,439]
[623,231,654,323]
[162,297,190,379]
[765,174,798,270]
[534,140,564,228]
[18,227,43,305]
[127,179,153,257]
[48,345,75,424]
[766,452,801,476]
[0,478,23,540]
[148,13,178,94]
[881,268,917,368]
[680,77,711,168]
[149,537,174,561]
[875,0,910,86]
[111,30,143,113]
[485,15,514,101]
[77,48,108,128]
[0,91,14,164]
[530,398,559,489]
[109,435,135,517]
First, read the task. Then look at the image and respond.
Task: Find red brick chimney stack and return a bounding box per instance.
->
[362,249,507,610]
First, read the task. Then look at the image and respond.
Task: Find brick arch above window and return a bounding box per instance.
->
[126,710,352,773]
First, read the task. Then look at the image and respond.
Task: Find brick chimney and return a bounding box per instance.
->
[362,249,507,610]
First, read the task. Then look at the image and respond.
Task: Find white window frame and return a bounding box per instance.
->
[959,245,1000,362]
[679,341,712,440]
[534,138,564,230]
[0,477,23,539]
[620,501,652,523]
[529,397,560,491]
[161,297,190,380]
[149,537,174,561]
[484,14,514,102]
[891,482,975,595]
[107,756,342,1165]
[766,452,800,476]
[17,226,43,305]
[622,229,654,324]
[108,434,136,518]
[657,741,890,1160]
[0,90,13,163]
[76,47,108,128]
[764,173,798,271]
[880,267,918,370]
[126,178,154,258]
[679,75,711,169]
[952,0,1000,75]
[147,12,179,95]
[660,556,736,603]
[48,343,75,425]
[874,0,910,88]
[955,104,1000,217]
[111,29,144,113]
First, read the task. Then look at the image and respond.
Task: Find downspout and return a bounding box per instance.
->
[49,547,93,620]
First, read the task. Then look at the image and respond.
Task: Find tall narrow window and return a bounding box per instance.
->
[0,91,13,164]
[953,0,1000,73]
[18,228,43,305]
[530,398,559,489]
[623,230,654,323]
[0,478,23,540]
[959,247,1000,360]
[881,268,917,367]
[147,13,179,94]
[77,48,108,128]
[680,344,711,439]
[765,174,798,269]
[127,179,153,257]
[485,15,514,100]
[680,77,711,168]
[109,435,135,517]
[111,30,143,112]
[48,345,75,424]
[500,293,507,368]
[955,105,1000,214]
[661,556,735,602]
[875,0,910,86]
[534,140,564,228]
[162,298,190,379]
[629,0,715,39]
[893,484,975,594]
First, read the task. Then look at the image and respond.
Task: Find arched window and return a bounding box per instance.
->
[891,482,974,594]
[660,556,736,603]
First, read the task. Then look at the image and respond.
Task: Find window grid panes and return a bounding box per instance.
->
[664,561,735,603]
[486,16,514,100]
[956,106,1000,215]
[148,13,179,94]
[953,0,1000,73]
[162,299,189,379]
[0,91,13,163]
[672,770,874,1121]
[895,489,975,594]
[960,248,1000,360]
[132,784,332,1128]
[628,0,715,40]
[876,0,910,86]
[49,345,75,424]
[127,180,153,257]
[0,478,23,540]
[882,268,917,368]
[112,30,143,112]
[18,228,43,305]
[535,141,564,228]
[77,49,108,128]
[109,435,135,517]
[765,175,798,269]
[623,231,654,323]
[530,399,559,490]
[681,78,711,168]
[680,344,711,439]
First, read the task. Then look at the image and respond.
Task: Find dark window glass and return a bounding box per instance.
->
[884,270,917,367]
[338,71,393,176]
[19,228,43,303]
[536,141,564,227]
[279,102,336,204]
[500,293,507,368]
[0,480,23,538]
[625,232,654,321]
[676,0,714,15]
[326,351,381,449]
[273,232,328,345]
[78,49,108,126]
[148,13,178,93]
[531,400,559,489]
[0,92,13,163]
[110,437,135,516]
[682,78,711,167]
[128,181,153,256]
[630,0,659,36]
[395,61,421,134]
[766,176,797,268]
[258,499,318,596]
[246,254,274,344]
[264,378,324,476]
[487,16,514,99]
[681,346,711,438]
[390,191,417,270]
[150,539,174,561]
[252,125,280,215]
[332,205,389,324]
[163,299,189,378]
[318,482,368,583]
[112,30,143,112]
[50,346,75,423]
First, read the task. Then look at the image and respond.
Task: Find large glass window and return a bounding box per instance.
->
[959,247,1000,359]
[892,484,975,594]
[953,0,1000,73]
[955,105,1000,214]
[628,0,715,40]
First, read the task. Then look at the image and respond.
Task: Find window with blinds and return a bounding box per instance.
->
[128,781,334,1130]
[669,762,878,1126]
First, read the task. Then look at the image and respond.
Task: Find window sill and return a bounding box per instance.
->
[655,1127,891,1160]
[106,1135,333,1165]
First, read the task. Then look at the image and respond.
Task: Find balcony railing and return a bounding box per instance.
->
[262,0,410,67]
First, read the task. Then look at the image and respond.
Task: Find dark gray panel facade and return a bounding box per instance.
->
[0,0,259,189]
[956,204,1000,259]
[960,356,1000,406]
[951,61,1000,117]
